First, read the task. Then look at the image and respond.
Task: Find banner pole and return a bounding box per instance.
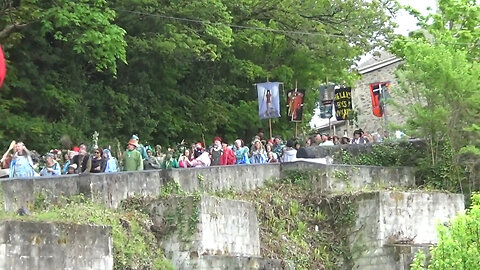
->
[326,77,332,136]
[269,119,273,139]
[295,122,298,138]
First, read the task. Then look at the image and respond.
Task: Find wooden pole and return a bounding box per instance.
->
[295,122,298,138]
[269,118,273,139]
[327,76,332,136]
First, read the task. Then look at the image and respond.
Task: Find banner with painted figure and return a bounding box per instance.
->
[257,82,281,119]
[286,89,305,122]
[369,82,390,117]
[318,84,335,118]
[0,45,6,89]
[333,87,352,120]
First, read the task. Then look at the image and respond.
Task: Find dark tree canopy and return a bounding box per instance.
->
[0,0,397,152]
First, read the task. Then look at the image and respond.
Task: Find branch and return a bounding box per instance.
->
[0,23,28,39]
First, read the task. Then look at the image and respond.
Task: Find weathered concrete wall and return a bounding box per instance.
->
[0,170,167,211]
[0,220,113,270]
[191,255,293,270]
[329,191,464,270]
[282,161,415,193]
[166,163,281,193]
[148,195,262,270]
[1,162,416,212]
[384,244,431,270]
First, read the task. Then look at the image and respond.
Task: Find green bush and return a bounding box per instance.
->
[411,193,480,270]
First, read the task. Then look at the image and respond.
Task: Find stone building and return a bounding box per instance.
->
[315,51,409,138]
[352,51,407,137]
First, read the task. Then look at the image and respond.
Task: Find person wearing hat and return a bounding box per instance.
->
[131,134,148,160]
[67,164,77,174]
[40,153,61,176]
[122,139,143,171]
[193,142,204,159]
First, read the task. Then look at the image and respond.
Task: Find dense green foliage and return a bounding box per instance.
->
[217,170,360,269]
[338,141,425,167]
[411,193,480,270]
[0,0,398,152]
[391,0,480,191]
[0,193,174,270]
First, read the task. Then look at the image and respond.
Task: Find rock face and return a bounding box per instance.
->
[0,220,113,270]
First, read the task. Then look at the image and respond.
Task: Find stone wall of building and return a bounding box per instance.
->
[353,60,407,137]
[0,220,113,270]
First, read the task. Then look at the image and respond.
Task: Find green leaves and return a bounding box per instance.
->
[412,193,480,269]
[0,0,398,152]
[41,0,127,73]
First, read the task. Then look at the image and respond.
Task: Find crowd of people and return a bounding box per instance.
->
[0,128,377,179]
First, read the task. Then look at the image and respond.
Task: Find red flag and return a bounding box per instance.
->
[369,82,389,117]
[0,45,5,89]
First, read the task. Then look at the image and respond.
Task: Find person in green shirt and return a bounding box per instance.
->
[122,139,143,171]
[161,152,179,169]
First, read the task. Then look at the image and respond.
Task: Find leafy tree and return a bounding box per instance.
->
[391,0,480,190]
[0,0,398,153]
[411,193,480,270]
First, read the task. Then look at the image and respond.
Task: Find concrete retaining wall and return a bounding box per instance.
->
[0,170,167,211]
[325,191,464,270]
[1,162,415,212]
[0,220,112,270]
[148,195,261,270]
[282,161,415,193]
[168,163,281,193]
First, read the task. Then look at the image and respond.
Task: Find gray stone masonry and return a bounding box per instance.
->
[353,59,408,137]
[0,220,113,270]
[146,195,287,270]
[1,161,415,212]
[323,191,464,270]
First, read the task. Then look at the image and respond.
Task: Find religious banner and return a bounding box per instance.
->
[286,89,305,122]
[256,82,281,119]
[334,87,352,120]
[0,45,6,89]
[369,82,390,117]
[318,84,335,118]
